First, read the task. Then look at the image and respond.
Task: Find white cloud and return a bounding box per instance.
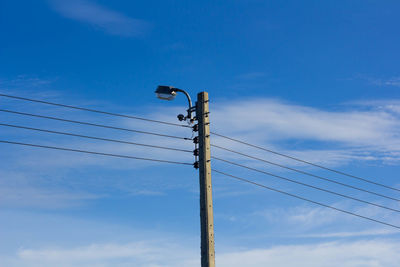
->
[49,0,149,37]
[9,241,198,267]
[299,228,398,238]
[247,205,348,233]
[5,239,400,267]
[210,98,400,164]
[211,98,399,145]
[242,203,400,237]
[214,240,400,267]
[0,211,198,267]
[17,242,193,263]
[0,170,102,208]
[348,99,400,115]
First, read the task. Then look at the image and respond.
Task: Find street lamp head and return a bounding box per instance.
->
[155,85,177,101]
[155,85,194,123]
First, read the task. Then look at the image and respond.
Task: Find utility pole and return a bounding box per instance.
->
[154,86,216,266]
[196,92,215,267]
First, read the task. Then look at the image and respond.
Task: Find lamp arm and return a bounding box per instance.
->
[175,88,194,120]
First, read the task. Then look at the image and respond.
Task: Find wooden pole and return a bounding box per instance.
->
[196,91,215,267]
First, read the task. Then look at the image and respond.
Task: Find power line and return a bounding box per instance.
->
[213,169,400,230]
[212,156,400,213]
[0,140,193,166]
[0,123,193,153]
[211,132,400,193]
[0,93,191,128]
[0,109,192,140]
[211,144,400,202]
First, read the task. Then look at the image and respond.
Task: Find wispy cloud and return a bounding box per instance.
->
[354,74,400,87]
[2,208,399,267]
[371,77,400,87]
[210,98,400,164]
[14,241,198,267]
[237,72,266,80]
[212,98,399,145]
[226,202,400,240]
[49,0,150,37]
[214,240,400,267]
[6,239,400,267]
[0,170,101,209]
[299,228,398,238]
[247,205,352,233]
[0,75,53,89]
[0,211,198,267]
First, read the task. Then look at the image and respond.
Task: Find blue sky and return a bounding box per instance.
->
[1,0,400,266]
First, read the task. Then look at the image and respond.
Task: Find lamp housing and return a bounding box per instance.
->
[155,85,177,101]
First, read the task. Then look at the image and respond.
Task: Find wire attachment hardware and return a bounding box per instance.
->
[193,161,199,169]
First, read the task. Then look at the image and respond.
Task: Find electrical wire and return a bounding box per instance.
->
[212,156,400,213]
[0,123,193,153]
[0,93,191,128]
[212,169,400,230]
[0,109,192,140]
[0,140,193,166]
[211,132,400,193]
[211,144,400,202]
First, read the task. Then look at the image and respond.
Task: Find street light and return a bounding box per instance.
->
[155,85,195,122]
[155,86,216,267]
